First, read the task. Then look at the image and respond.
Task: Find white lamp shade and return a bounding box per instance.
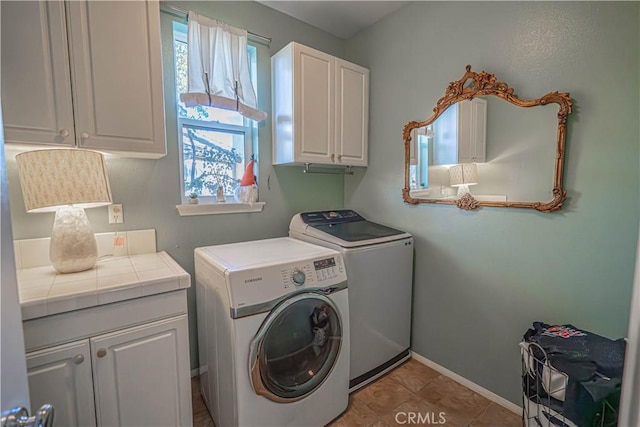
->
[16,149,112,212]
[449,163,478,187]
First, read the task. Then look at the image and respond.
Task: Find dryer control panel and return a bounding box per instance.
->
[227,254,347,309]
[280,256,345,290]
[312,256,343,282]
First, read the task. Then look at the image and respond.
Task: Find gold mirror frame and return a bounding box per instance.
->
[402,65,573,212]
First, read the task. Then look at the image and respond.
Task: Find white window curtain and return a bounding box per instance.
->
[180,12,267,122]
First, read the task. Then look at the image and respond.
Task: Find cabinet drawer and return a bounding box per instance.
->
[23,290,187,352]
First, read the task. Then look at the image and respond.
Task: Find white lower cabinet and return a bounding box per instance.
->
[25,309,191,427]
[26,340,96,427]
[91,315,190,427]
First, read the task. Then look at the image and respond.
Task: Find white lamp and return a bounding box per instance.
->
[449,163,478,197]
[16,149,112,273]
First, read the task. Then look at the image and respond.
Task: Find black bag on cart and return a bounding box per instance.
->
[523,322,625,427]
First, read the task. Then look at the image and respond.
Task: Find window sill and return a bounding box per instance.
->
[176,202,265,216]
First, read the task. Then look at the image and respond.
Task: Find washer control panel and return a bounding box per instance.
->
[301,209,363,225]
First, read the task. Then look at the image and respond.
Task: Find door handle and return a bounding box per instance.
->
[1,404,54,427]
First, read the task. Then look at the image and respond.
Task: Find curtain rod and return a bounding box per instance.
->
[161,3,272,44]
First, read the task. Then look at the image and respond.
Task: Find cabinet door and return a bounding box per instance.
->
[66,0,166,158]
[91,315,192,427]
[457,98,487,163]
[335,59,369,166]
[0,0,75,147]
[294,44,335,164]
[26,340,96,427]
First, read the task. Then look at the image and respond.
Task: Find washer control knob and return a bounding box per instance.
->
[291,269,306,286]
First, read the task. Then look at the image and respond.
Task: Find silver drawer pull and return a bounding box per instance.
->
[73,354,84,364]
[96,349,107,358]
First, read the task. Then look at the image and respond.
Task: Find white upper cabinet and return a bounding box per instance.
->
[456,98,487,163]
[334,58,369,166]
[430,98,487,165]
[66,1,166,157]
[272,42,369,167]
[296,44,334,165]
[1,1,76,147]
[1,0,166,158]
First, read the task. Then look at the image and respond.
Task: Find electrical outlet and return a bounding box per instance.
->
[108,204,123,224]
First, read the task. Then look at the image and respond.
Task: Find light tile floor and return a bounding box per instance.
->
[191,359,522,427]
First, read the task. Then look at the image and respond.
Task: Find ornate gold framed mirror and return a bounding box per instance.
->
[403,65,572,212]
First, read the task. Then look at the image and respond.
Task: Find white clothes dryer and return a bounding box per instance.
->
[195,237,349,427]
[290,210,413,391]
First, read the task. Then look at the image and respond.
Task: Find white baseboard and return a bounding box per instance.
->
[410,351,522,415]
[191,353,522,415]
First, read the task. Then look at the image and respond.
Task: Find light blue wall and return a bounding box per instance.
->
[5,1,347,369]
[6,0,639,407]
[344,2,639,404]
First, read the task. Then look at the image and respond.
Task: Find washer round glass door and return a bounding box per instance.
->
[249,292,343,402]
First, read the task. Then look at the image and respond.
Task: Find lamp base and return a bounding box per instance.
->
[456,184,472,197]
[50,206,98,273]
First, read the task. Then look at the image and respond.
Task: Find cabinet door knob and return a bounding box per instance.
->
[31,404,55,427]
[96,349,107,358]
[73,354,85,364]
[58,129,70,138]
[337,154,342,162]
[1,404,54,427]
[330,153,335,162]
[80,132,90,139]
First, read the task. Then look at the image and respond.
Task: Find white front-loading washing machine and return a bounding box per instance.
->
[195,237,349,427]
[290,210,413,391]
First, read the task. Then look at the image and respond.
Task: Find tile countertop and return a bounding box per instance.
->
[18,252,191,321]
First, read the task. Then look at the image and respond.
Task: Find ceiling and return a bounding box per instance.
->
[258,1,409,39]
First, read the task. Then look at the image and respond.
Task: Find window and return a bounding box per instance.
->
[409,126,431,190]
[173,22,257,202]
